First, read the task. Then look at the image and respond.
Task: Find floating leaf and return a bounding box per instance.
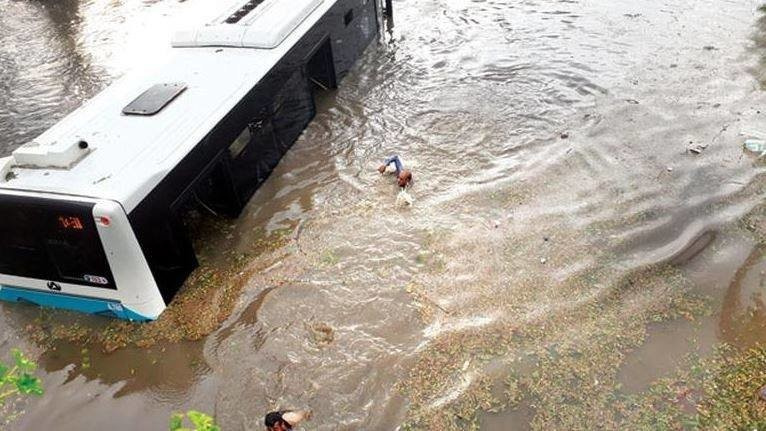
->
[169,413,185,431]
[12,349,36,372]
[15,373,43,396]
[185,410,220,431]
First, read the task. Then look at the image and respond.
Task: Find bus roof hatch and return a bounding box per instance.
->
[122,83,188,116]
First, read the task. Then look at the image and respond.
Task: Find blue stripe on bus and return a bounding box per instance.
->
[0,285,153,322]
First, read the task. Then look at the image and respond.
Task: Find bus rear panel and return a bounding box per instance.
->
[0,192,165,320]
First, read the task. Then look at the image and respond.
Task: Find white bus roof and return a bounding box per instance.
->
[0,0,338,212]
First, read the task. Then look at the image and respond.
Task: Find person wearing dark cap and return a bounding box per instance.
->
[264,410,309,431]
[378,155,413,188]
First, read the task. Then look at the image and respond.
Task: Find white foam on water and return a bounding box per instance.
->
[396,189,414,206]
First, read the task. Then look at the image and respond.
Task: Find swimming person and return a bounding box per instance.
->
[378,155,413,188]
[264,410,309,430]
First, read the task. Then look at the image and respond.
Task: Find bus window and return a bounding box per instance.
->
[46,237,109,286]
[0,195,115,289]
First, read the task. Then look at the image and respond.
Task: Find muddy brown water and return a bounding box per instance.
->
[2,0,766,429]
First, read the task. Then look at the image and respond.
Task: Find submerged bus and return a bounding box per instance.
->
[0,0,381,321]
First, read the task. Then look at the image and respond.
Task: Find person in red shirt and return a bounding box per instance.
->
[378,155,413,188]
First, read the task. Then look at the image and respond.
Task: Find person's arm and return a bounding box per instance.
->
[282,410,310,427]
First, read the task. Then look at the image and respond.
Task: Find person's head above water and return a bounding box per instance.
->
[264,411,291,431]
[397,169,413,188]
[264,410,309,431]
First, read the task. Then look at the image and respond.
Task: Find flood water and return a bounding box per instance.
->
[2,0,766,429]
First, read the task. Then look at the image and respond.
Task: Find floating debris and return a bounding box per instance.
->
[307,322,335,346]
[397,189,415,206]
[744,139,766,157]
[687,142,707,155]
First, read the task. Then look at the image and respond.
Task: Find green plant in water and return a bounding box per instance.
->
[0,349,44,404]
[169,410,221,431]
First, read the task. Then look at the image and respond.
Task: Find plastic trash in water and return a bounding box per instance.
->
[396,189,414,206]
[744,138,766,157]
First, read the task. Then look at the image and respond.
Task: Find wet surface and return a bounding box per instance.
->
[2,0,766,429]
